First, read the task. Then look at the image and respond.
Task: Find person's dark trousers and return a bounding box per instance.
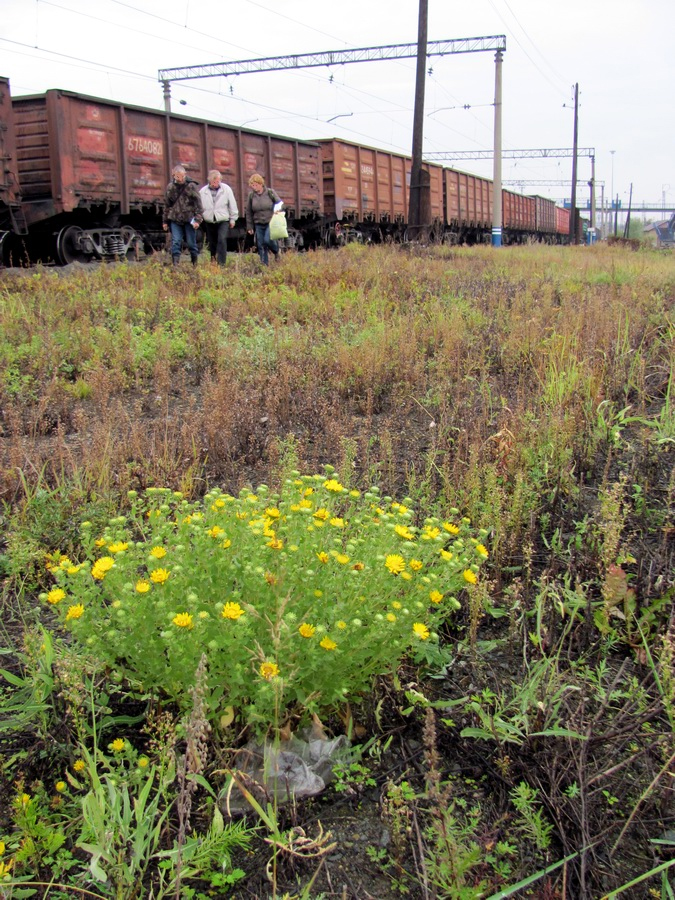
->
[254,223,279,266]
[169,221,199,265]
[204,220,228,265]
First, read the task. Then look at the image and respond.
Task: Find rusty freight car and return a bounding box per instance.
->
[0,77,25,246]
[3,81,321,264]
[443,167,493,244]
[317,138,443,243]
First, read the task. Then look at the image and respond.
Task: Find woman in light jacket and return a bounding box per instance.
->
[245,173,281,265]
[199,170,239,266]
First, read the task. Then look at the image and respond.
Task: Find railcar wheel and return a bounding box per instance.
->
[56,225,88,265]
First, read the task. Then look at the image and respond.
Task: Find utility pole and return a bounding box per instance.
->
[623,183,633,239]
[569,83,579,244]
[492,49,503,247]
[408,0,429,239]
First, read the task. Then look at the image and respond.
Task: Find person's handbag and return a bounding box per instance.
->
[269,210,288,240]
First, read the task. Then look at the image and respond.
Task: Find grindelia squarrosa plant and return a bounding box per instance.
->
[41,467,489,733]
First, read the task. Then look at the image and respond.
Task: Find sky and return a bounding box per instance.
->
[3,0,674,217]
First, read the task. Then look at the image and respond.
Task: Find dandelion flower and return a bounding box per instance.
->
[222,602,244,620]
[260,661,280,680]
[463,570,478,585]
[211,498,226,510]
[150,546,167,559]
[136,580,151,593]
[330,517,345,528]
[324,479,344,492]
[138,756,149,768]
[66,604,84,621]
[55,781,66,793]
[110,738,126,752]
[92,557,115,580]
[222,539,232,549]
[73,759,85,772]
[95,538,106,548]
[172,612,193,629]
[47,588,66,605]
[422,526,440,540]
[108,542,128,554]
[299,623,316,638]
[150,568,170,584]
[413,622,430,641]
[392,601,402,610]
[385,554,406,575]
[267,537,283,550]
[208,526,224,539]
[440,549,453,561]
[317,551,329,564]
[409,559,423,571]
[320,637,337,651]
[265,507,281,518]
[264,571,278,585]
[335,553,350,565]
[430,590,444,604]
[443,522,460,535]
[476,543,489,558]
[313,508,330,521]
[336,620,347,630]
[387,613,397,622]
[395,524,415,541]
[352,562,365,571]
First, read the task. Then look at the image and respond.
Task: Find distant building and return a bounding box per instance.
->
[645,213,675,248]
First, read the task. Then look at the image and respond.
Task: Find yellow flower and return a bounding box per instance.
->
[387,613,397,622]
[92,556,115,580]
[73,759,86,772]
[430,590,444,604]
[335,553,350,565]
[222,602,244,620]
[392,601,402,610]
[320,637,337,651]
[67,565,82,574]
[150,568,170,584]
[265,571,278,585]
[66,604,84,621]
[95,538,106,547]
[55,781,66,793]
[476,543,489,558]
[303,487,314,496]
[108,542,128,554]
[413,622,430,640]
[173,612,193,629]
[330,517,345,528]
[138,756,149,768]
[385,554,406,574]
[47,588,66,605]
[260,661,280,680]
[150,546,167,559]
[313,507,330,520]
[299,498,312,509]
[317,551,329,564]
[245,494,258,503]
[409,559,423,571]
[208,526,224,538]
[110,738,126,752]
[422,526,440,540]
[14,793,31,809]
[395,524,415,541]
[440,549,454,561]
[0,859,13,878]
[463,570,478,585]
[352,562,365,571]
[0,840,4,855]
[136,580,150,593]
[198,611,209,619]
[221,539,232,549]
[299,623,316,638]
[336,620,347,630]
[267,537,283,550]
[324,479,344,492]
[443,522,460,535]
[265,507,280,518]
[314,590,323,598]
[211,498,226,510]
[401,571,412,581]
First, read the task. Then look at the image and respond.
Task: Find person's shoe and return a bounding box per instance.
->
[172,255,180,266]
[191,255,199,267]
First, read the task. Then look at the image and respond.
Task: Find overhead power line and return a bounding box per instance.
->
[158,36,507,82]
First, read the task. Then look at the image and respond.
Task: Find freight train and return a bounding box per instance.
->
[0,77,570,265]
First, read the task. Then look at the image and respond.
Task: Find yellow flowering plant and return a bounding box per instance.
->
[41,470,488,732]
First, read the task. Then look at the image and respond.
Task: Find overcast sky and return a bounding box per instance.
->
[3,0,674,213]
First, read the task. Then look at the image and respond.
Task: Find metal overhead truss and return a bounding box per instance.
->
[158,36,506,83]
[425,148,595,161]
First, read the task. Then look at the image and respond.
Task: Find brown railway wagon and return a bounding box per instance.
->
[10,86,321,260]
[317,138,443,230]
[444,168,493,231]
[533,195,556,234]
[503,190,536,234]
[0,77,24,234]
[556,205,571,236]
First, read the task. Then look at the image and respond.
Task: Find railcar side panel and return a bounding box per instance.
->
[556,205,570,235]
[0,77,22,217]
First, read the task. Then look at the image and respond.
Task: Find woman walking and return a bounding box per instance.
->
[246,173,282,265]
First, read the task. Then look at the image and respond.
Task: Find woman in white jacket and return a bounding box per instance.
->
[199,170,239,266]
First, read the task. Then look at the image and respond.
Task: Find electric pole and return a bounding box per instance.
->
[492,50,503,247]
[408,0,429,239]
[569,83,579,244]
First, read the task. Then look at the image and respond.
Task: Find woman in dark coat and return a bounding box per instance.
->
[246,173,281,265]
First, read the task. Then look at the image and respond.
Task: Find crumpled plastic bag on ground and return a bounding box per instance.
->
[220,725,352,815]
